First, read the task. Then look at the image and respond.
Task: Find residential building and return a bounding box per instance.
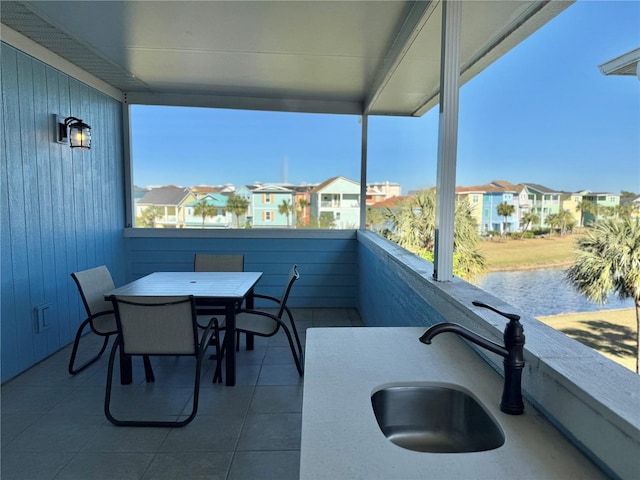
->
[250,184,296,228]
[520,183,562,226]
[234,185,257,225]
[290,184,315,226]
[560,190,588,228]
[455,186,485,233]
[135,186,195,228]
[456,183,516,234]
[309,176,361,229]
[582,191,621,225]
[367,181,402,198]
[183,193,232,228]
[365,185,386,206]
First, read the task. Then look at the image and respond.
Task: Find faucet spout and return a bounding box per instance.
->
[419,323,508,357]
[419,303,525,415]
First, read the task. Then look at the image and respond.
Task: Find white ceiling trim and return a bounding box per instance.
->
[1,25,123,100]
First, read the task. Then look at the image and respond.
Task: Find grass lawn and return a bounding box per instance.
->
[479,234,576,271]
[538,308,637,372]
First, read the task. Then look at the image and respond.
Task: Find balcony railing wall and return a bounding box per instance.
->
[355,230,638,480]
[124,229,358,308]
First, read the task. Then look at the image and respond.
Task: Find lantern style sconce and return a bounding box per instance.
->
[55,115,91,149]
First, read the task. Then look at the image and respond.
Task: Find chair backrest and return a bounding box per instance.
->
[276,265,299,319]
[194,254,244,272]
[110,295,198,356]
[71,265,115,316]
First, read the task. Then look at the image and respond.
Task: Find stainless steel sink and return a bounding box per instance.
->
[371,384,505,453]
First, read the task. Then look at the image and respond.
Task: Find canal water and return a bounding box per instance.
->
[474,267,634,317]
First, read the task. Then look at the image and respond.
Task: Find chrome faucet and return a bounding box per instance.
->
[419,301,525,415]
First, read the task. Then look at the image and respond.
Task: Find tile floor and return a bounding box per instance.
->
[1,308,363,480]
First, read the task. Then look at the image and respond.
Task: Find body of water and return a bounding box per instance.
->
[475,268,634,317]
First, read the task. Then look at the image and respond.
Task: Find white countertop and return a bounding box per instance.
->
[300,327,606,480]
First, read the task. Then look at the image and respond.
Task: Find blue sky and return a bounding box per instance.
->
[132,0,640,195]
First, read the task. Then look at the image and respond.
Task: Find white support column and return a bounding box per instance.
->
[122,102,134,228]
[359,114,368,230]
[434,0,462,282]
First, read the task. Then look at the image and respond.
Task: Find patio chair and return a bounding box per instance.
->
[68,265,118,374]
[194,253,247,367]
[105,295,221,427]
[193,253,245,318]
[216,264,304,381]
[194,253,245,273]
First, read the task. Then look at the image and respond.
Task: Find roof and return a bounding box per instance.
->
[0,1,572,116]
[370,196,410,209]
[520,183,560,194]
[456,184,515,194]
[598,47,640,77]
[309,176,359,194]
[137,187,192,205]
[191,185,234,194]
[251,184,294,194]
[185,194,228,207]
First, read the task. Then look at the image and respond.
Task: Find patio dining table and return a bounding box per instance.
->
[105,271,263,386]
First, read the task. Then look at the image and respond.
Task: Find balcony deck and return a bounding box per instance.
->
[1,308,362,480]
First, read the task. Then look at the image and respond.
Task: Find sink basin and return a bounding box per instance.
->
[371,384,505,453]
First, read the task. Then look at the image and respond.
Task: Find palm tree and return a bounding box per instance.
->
[557,209,575,236]
[566,217,640,373]
[193,199,217,228]
[297,198,309,226]
[576,200,598,227]
[278,199,295,228]
[137,205,164,228]
[497,201,515,239]
[382,189,485,279]
[545,213,560,236]
[520,212,540,238]
[225,194,249,228]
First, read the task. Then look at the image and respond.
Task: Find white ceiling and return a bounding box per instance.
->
[1,0,573,116]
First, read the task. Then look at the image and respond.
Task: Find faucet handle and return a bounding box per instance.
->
[472,301,520,322]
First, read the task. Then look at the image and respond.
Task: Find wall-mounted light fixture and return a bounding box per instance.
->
[55,115,91,149]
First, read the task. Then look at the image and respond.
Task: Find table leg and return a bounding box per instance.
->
[225,303,236,386]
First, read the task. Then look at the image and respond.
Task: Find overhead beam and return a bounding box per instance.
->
[364,0,438,115]
[124,92,363,116]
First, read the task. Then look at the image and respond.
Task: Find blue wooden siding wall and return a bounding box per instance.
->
[356,231,446,328]
[1,44,125,382]
[125,235,358,308]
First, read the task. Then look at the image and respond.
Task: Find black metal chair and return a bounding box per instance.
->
[68,265,118,374]
[216,264,304,382]
[105,295,221,428]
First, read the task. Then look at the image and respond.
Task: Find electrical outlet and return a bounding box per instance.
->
[34,303,52,333]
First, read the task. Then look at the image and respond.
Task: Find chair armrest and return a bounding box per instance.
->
[252,294,294,320]
[252,293,280,303]
[89,310,114,321]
